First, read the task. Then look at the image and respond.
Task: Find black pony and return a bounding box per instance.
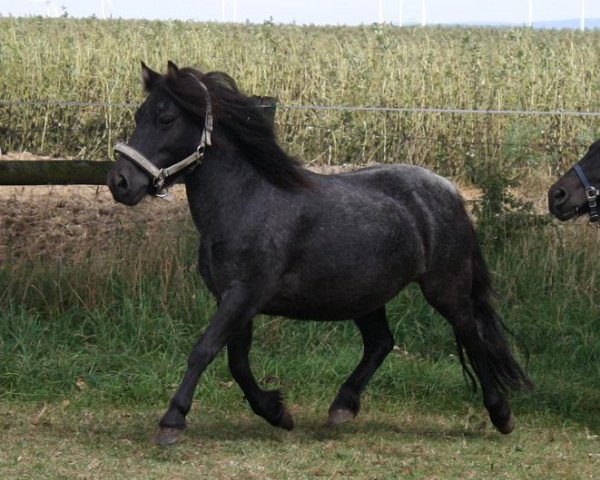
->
[108,62,532,445]
[549,139,600,225]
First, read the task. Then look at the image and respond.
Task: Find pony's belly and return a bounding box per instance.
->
[262,239,423,320]
[262,275,412,321]
[262,293,400,320]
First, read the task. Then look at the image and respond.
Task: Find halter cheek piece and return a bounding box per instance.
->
[573,163,599,226]
[113,74,213,198]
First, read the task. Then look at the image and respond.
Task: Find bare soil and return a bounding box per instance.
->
[0,153,193,263]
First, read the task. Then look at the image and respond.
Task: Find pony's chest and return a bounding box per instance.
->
[197,235,274,297]
[197,238,229,298]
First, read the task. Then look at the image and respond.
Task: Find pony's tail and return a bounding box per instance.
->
[456,231,534,394]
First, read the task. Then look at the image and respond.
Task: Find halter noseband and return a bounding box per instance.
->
[113,73,213,198]
[573,163,599,226]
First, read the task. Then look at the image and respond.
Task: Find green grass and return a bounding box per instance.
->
[2,184,600,479]
[1,402,599,479]
[2,222,599,423]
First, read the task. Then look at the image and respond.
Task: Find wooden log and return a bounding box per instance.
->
[0,160,113,185]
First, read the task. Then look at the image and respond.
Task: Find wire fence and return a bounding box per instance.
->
[0,123,592,156]
[1,97,597,168]
[2,98,600,118]
[1,120,591,148]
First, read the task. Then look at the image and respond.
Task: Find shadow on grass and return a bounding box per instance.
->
[13,402,500,453]
[91,414,501,451]
[514,382,600,433]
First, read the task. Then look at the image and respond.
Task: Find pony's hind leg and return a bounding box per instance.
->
[418,265,530,434]
[328,308,394,426]
[227,320,294,430]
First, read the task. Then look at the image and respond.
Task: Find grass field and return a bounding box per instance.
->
[1,402,599,479]
[2,213,600,478]
[1,16,600,479]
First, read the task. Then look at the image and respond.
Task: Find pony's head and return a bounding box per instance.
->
[108,61,218,205]
[108,61,307,206]
[548,139,600,223]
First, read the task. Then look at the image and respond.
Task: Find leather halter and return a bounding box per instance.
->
[113,74,213,198]
[573,163,599,226]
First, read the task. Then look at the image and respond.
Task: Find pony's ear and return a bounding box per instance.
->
[141,62,161,92]
[167,61,180,78]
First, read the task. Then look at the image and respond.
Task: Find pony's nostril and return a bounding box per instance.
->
[552,187,567,205]
[116,174,128,191]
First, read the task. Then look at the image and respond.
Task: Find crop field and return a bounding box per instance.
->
[1,17,600,479]
[1,17,599,170]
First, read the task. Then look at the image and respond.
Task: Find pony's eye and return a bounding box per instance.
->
[158,115,175,126]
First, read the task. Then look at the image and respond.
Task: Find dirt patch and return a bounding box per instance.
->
[1,182,191,263]
[0,151,61,161]
[1,152,192,262]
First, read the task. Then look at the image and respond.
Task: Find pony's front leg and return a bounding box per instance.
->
[228,320,294,430]
[155,285,257,446]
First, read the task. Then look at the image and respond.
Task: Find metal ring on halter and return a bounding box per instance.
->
[586,186,598,200]
[153,172,169,197]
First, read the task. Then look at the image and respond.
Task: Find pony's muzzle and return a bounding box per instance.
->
[113,172,129,192]
[548,185,580,221]
[549,186,567,209]
[107,164,149,206]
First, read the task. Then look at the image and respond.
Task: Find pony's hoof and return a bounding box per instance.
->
[328,408,355,426]
[495,413,515,435]
[279,408,295,431]
[154,426,185,446]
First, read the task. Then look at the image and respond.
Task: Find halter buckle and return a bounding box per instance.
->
[585,186,597,200]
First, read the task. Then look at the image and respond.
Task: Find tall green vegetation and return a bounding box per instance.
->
[0,18,598,175]
[2,212,599,427]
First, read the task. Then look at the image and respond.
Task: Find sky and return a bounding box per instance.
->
[0,0,597,26]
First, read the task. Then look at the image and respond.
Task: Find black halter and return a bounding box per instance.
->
[573,163,599,225]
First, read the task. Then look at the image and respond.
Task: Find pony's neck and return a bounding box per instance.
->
[183,142,271,233]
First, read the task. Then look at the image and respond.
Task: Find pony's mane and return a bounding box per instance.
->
[160,67,309,191]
